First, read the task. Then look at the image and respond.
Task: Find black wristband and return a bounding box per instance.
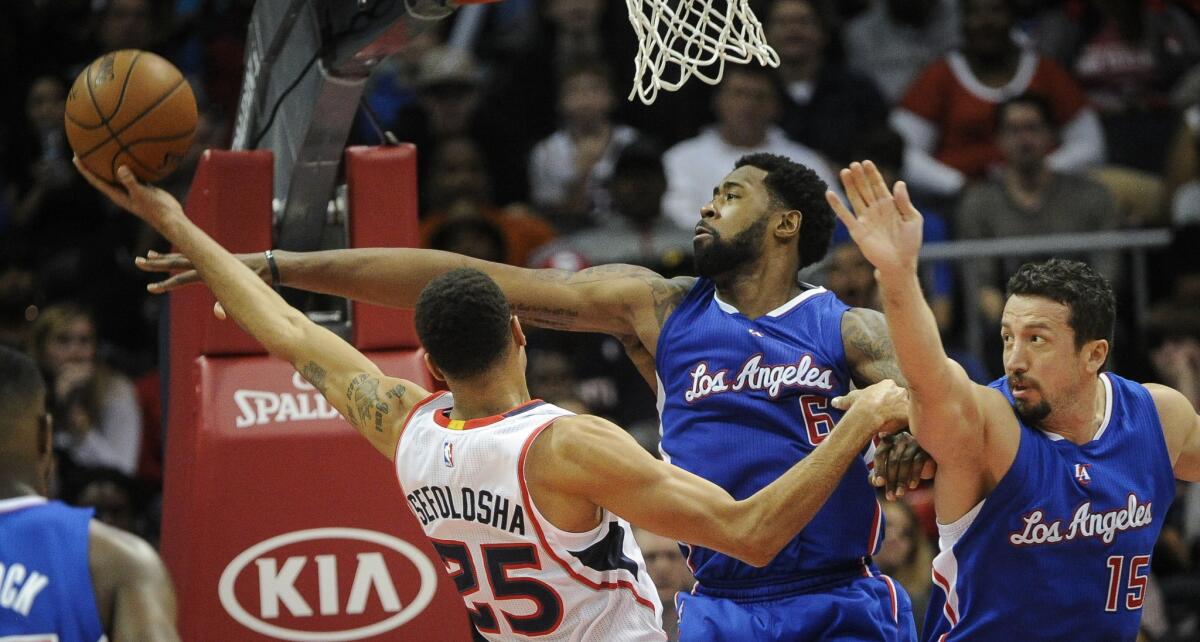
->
[265,249,281,287]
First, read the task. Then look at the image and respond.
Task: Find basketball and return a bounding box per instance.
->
[65,50,197,183]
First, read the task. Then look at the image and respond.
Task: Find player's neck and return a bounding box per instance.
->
[446,371,532,421]
[712,256,804,318]
[1039,376,1106,445]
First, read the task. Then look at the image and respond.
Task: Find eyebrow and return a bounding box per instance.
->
[1001,321,1056,332]
[712,180,745,196]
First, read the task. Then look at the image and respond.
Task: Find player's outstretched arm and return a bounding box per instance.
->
[827,162,995,467]
[89,521,180,642]
[77,162,428,458]
[136,247,695,341]
[532,380,908,567]
[1146,384,1200,481]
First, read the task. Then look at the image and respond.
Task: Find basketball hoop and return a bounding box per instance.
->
[625,0,779,105]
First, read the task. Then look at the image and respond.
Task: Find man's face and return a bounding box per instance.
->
[714,73,779,139]
[1001,295,1093,426]
[428,140,490,209]
[693,165,774,278]
[633,528,693,600]
[560,72,613,129]
[997,103,1054,171]
[827,244,877,310]
[766,0,826,63]
[961,0,1013,60]
[44,317,96,373]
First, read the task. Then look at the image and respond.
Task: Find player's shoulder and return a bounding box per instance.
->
[89,520,164,580]
[1142,382,1192,423]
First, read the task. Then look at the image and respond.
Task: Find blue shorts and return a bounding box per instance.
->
[675,572,916,642]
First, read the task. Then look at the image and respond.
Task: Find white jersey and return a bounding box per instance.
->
[396,392,664,641]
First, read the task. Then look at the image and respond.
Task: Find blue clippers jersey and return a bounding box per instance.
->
[924,373,1174,641]
[656,278,882,586]
[0,497,104,642]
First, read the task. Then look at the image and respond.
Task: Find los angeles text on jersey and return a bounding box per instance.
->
[406,485,526,536]
[1009,493,1154,546]
[685,353,835,403]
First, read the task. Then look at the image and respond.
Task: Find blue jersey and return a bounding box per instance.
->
[0,497,104,642]
[657,279,882,588]
[924,373,1174,641]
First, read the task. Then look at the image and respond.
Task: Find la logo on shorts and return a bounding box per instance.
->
[1074,463,1092,486]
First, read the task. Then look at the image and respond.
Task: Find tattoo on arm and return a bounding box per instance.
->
[843,309,907,388]
[301,362,328,393]
[345,374,391,432]
[510,303,580,330]
[644,276,694,328]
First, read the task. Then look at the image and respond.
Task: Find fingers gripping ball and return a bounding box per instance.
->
[65,50,197,183]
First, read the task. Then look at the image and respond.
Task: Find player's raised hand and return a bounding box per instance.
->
[74,159,182,229]
[825,161,923,276]
[135,250,270,294]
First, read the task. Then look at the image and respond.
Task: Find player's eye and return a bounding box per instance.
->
[725,192,738,200]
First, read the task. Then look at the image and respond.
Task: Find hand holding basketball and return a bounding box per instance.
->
[74,158,183,230]
[65,50,197,183]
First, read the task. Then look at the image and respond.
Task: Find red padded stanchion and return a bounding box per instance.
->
[162,149,472,641]
[346,145,421,351]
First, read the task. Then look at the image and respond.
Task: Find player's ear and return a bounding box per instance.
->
[424,353,447,382]
[511,316,527,348]
[1083,338,1109,374]
[775,209,801,241]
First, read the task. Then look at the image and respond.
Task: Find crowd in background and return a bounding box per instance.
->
[3,0,1200,638]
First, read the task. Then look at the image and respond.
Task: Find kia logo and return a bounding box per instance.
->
[218,528,437,641]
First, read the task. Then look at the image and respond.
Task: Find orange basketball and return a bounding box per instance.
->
[65,50,197,183]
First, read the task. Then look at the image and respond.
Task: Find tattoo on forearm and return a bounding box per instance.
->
[844,309,906,387]
[301,362,328,393]
[510,303,580,330]
[345,374,391,432]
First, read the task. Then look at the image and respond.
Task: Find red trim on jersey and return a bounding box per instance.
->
[931,568,959,625]
[433,398,548,430]
[867,499,883,554]
[880,574,899,623]
[393,390,450,495]
[516,420,659,614]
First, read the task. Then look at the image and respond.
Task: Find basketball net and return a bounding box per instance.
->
[625,0,779,105]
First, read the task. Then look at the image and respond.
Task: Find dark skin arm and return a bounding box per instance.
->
[89,521,180,642]
[843,307,936,498]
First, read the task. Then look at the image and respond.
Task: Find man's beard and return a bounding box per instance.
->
[694,216,768,278]
[1010,377,1051,425]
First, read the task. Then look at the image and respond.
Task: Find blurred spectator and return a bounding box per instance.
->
[556,141,693,269]
[419,137,555,266]
[876,499,935,635]
[1170,104,1200,225]
[7,74,79,230]
[844,0,960,103]
[661,66,837,229]
[529,63,641,230]
[957,93,1119,323]
[68,467,142,535]
[29,304,142,477]
[1035,0,1200,172]
[633,527,694,641]
[891,0,1105,197]
[827,243,880,311]
[94,0,163,55]
[392,46,530,204]
[429,218,508,263]
[767,0,890,166]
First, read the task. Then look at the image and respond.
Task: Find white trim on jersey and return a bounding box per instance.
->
[1039,372,1114,443]
[946,49,1039,103]
[931,548,962,630]
[712,287,828,318]
[0,496,47,515]
[0,635,62,641]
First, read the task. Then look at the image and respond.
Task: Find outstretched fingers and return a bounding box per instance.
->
[826,188,862,237]
[893,180,922,223]
[862,161,891,204]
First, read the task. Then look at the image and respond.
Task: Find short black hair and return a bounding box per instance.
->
[734,153,836,269]
[415,268,513,379]
[1006,259,1115,349]
[0,346,45,431]
[995,92,1056,131]
[613,139,665,180]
